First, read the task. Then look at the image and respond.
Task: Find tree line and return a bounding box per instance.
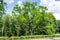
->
[0,1,60,36]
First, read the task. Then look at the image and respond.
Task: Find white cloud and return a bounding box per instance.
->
[53,13,60,20]
[40,0,55,12]
[54,2,60,13]
[4,0,14,4]
[17,0,23,8]
[40,0,60,20]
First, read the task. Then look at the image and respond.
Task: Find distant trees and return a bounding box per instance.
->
[0,2,57,36]
[56,20,60,33]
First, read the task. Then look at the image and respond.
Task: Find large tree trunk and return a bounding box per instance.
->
[2,25,5,36]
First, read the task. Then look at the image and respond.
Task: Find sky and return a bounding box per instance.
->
[4,0,40,14]
[4,0,60,20]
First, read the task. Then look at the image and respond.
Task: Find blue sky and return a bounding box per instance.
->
[4,0,60,20]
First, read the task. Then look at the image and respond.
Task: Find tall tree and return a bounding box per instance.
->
[0,0,6,36]
[12,2,56,35]
[0,0,7,36]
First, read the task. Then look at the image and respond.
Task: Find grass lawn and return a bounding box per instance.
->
[0,35,60,40]
[0,37,60,40]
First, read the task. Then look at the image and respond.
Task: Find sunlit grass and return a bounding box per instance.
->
[0,34,60,40]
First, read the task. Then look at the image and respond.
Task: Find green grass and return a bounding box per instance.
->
[0,34,60,40]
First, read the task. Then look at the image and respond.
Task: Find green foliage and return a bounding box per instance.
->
[56,20,60,33]
[0,0,6,16]
[0,0,6,36]
[0,2,57,36]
